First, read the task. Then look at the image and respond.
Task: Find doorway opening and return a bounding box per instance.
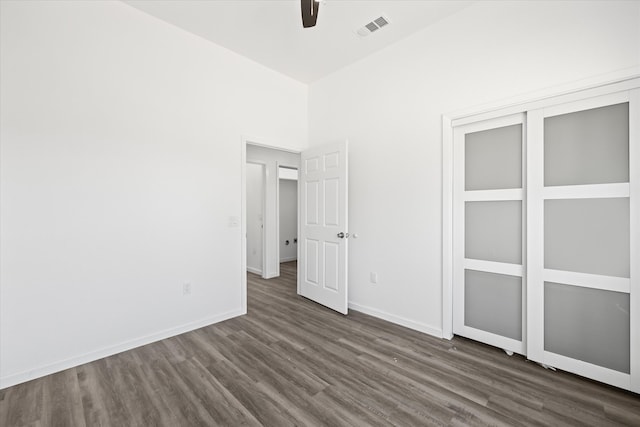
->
[244,143,301,305]
[278,165,299,264]
[242,138,350,316]
[278,165,299,296]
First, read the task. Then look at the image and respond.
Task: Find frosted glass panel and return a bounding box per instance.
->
[545,198,630,277]
[545,282,630,373]
[545,103,629,186]
[465,270,522,340]
[465,124,522,191]
[466,201,522,264]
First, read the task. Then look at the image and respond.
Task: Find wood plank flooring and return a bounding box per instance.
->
[1,261,639,426]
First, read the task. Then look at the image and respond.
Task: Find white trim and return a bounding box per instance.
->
[0,309,244,390]
[543,269,630,294]
[451,126,466,337]
[242,136,302,155]
[453,112,525,133]
[543,183,630,200]
[629,88,640,393]
[349,302,443,339]
[297,163,302,295]
[241,137,248,314]
[464,259,523,277]
[449,74,640,126]
[541,90,630,118]
[526,107,546,365]
[521,116,529,359]
[441,115,454,339]
[464,189,523,202]
[541,351,630,391]
[280,256,297,263]
[278,166,299,181]
[246,266,263,275]
[246,159,268,280]
[275,161,281,276]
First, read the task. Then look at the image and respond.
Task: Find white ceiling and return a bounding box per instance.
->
[123,0,474,83]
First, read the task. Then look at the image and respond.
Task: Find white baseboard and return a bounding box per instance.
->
[280,256,297,263]
[348,302,443,339]
[246,266,262,275]
[0,309,244,390]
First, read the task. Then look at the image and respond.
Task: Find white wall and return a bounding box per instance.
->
[246,163,264,274]
[309,0,640,336]
[0,0,306,388]
[246,145,300,277]
[279,178,298,262]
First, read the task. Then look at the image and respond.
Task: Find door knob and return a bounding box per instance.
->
[337,232,349,239]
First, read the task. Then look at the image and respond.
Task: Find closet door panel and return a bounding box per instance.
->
[544,102,629,186]
[544,282,630,374]
[544,198,630,278]
[466,124,522,190]
[465,201,522,264]
[453,114,525,355]
[465,270,522,341]
[528,90,637,392]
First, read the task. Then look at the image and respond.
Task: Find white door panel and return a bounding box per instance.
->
[299,141,348,314]
[453,113,526,356]
[527,92,638,392]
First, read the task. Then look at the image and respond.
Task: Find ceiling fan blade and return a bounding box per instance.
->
[301,0,320,28]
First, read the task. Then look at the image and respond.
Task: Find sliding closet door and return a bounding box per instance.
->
[453,114,526,355]
[527,91,639,392]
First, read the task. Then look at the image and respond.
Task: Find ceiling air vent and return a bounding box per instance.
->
[356,16,390,37]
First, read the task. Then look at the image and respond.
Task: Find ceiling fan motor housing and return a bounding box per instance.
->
[301,0,320,28]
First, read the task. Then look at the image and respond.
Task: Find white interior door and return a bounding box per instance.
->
[298,141,348,314]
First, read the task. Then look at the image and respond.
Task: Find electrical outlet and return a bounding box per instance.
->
[183,282,191,296]
[370,272,378,284]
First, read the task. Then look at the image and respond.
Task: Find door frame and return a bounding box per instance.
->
[276,164,300,268]
[241,136,301,313]
[245,161,267,278]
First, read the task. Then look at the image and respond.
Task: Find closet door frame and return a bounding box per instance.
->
[442,76,640,393]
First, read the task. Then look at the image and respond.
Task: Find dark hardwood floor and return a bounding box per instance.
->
[1,261,639,426]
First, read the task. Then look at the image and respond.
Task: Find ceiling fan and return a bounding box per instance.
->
[301,0,321,28]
